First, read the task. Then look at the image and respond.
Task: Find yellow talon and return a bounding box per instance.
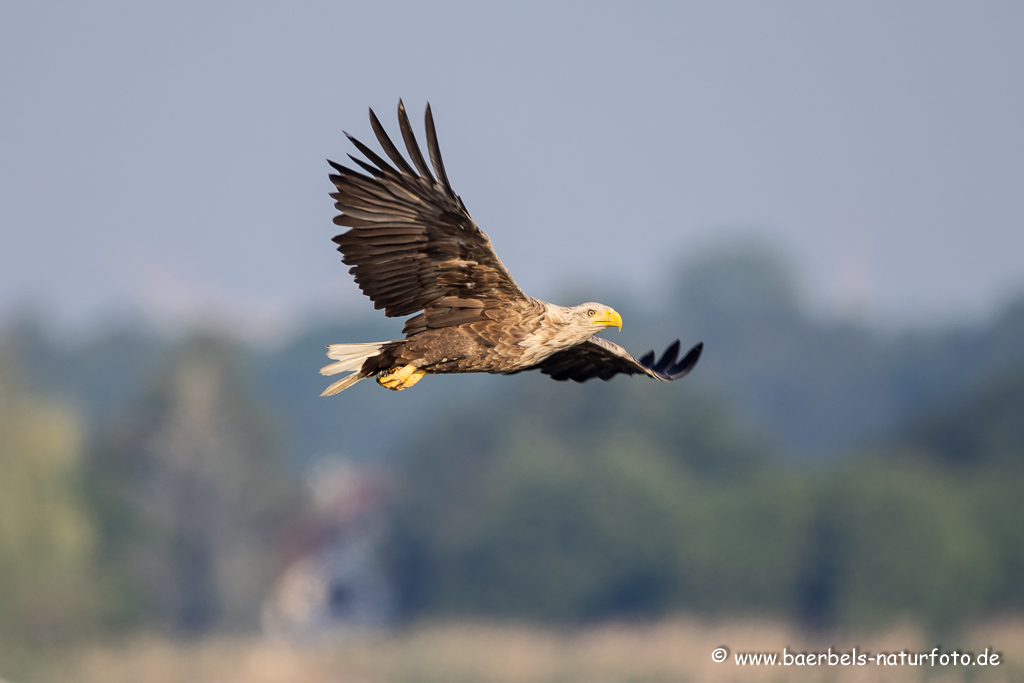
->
[377,364,426,391]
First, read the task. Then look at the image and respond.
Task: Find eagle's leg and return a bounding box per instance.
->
[377,364,427,391]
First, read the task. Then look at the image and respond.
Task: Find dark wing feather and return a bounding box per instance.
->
[397,100,434,181]
[368,107,417,177]
[424,103,453,194]
[330,102,525,323]
[523,337,704,383]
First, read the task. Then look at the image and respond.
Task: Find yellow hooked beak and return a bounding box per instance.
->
[591,308,623,331]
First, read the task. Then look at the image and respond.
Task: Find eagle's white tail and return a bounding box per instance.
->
[319,341,391,396]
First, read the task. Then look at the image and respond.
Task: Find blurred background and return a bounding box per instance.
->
[2,2,1023,681]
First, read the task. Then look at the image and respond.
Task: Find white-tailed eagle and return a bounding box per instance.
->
[320,102,702,394]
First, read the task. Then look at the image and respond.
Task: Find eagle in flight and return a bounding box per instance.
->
[320,101,703,395]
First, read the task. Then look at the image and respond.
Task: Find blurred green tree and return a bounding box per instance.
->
[798,461,996,630]
[970,472,1024,610]
[0,344,99,655]
[904,364,1024,471]
[899,364,1024,613]
[86,335,303,633]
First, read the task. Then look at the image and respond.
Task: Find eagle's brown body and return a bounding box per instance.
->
[319,102,703,395]
[365,298,617,376]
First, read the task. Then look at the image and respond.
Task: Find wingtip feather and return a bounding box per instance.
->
[424,103,453,193]
[668,342,703,380]
[398,99,435,181]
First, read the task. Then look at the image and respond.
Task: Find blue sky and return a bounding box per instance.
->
[3,2,1023,336]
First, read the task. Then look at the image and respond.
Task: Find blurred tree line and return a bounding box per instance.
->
[383,368,1023,630]
[1,243,1023,659]
[0,336,304,665]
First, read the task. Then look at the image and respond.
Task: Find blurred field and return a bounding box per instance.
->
[31,617,1024,683]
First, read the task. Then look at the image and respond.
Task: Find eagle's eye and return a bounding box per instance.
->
[587,309,596,317]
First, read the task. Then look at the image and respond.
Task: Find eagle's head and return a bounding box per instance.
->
[543,301,623,347]
[571,302,623,332]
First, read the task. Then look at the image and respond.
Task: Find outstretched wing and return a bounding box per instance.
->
[329,101,525,332]
[524,337,704,383]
